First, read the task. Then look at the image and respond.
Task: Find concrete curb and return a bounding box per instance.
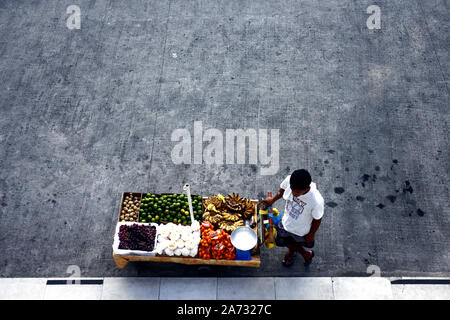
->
[0,277,449,300]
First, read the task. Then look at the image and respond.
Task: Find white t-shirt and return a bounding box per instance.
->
[280,175,324,237]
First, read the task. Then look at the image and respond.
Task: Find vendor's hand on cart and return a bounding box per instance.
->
[260,196,274,209]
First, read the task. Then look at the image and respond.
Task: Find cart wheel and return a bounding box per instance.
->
[113,255,129,269]
[198,266,211,272]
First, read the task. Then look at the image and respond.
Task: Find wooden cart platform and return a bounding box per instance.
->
[113,253,260,269]
[113,194,261,268]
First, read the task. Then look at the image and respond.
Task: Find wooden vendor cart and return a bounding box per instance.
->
[113,192,261,269]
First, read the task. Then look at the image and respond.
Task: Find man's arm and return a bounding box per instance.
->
[261,188,284,209]
[304,218,321,243]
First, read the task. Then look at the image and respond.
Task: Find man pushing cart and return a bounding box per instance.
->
[261,169,324,267]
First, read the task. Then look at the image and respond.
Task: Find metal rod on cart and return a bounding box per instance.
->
[183,184,195,223]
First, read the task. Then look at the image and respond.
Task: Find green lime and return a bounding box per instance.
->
[141,219,147,223]
[151,218,156,222]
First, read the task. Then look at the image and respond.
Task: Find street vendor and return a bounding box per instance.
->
[262,169,324,267]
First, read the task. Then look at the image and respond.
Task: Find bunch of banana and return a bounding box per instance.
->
[206,203,220,213]
[218,219,244,232]
[203,194,255,231]
[203,210,223,225]
[221,211,242,222]
[225,193,245,212]
[242,199,255,219]
[203,195,225,210]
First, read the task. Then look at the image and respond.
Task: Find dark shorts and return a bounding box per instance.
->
[275,221,314,248]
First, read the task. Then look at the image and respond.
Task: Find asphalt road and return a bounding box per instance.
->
[0,0,449,278]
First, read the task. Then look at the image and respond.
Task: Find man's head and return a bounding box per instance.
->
[290,169,312,197]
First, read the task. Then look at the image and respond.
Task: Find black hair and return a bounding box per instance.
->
[290,169,312,190]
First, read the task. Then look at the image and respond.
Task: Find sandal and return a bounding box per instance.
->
[304,250,315,266]
[282,250,297,267]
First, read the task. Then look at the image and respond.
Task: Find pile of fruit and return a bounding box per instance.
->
[199,221,235,260]
[119,193,141,222]
[118,224,157,251]
[202,193,255,232]
[139,193,203,224]
[154,223,200,257]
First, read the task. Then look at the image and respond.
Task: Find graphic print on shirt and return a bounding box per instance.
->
[287,198,307,220]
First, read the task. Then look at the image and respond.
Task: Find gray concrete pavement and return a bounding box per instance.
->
[1,277,449,300]
[0,0,449,278]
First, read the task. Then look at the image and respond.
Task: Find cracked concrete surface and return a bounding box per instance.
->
[0,0,449,277]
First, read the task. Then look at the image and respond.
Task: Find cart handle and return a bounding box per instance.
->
[183,184,196,224]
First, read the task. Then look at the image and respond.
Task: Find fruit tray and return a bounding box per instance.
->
[118,192,204,225]
[112,222,159,256]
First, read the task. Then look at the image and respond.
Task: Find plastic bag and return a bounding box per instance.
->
[211,243,225,259]
[260,207,283,249]
[199,245,211,259]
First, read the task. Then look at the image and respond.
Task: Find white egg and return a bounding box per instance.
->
[157,239,169,250]
[191,220,200,232]
[160,229,170,239]
[181,247,190,256]
[176,224,186,233]
[192,235,201,245]
[181,232,193,242]
[176,239,185,249]
[167,223,177,233]
[185,240,196,250]
[167,240,177,250]
[164,248,174,256]
[174,248,182,256]
[189,247,198,257]
[169,231,180,241]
